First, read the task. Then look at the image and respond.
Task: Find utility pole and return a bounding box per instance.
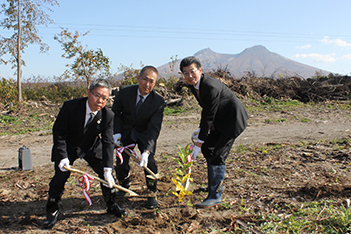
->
[17,0,22,102]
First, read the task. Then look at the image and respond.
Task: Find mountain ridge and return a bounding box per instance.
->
[157,45,330,79]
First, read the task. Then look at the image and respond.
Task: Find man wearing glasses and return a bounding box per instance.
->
[180,56,248,208]
[44,79,127,229]
[112,66,165,209]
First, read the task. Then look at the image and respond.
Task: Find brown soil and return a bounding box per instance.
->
[1,98,351,233]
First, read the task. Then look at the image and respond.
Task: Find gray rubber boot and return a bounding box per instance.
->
[196,164,225,208]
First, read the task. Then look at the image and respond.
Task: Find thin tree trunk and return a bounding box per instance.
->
[17,0,22,102]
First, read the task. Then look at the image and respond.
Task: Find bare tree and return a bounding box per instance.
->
[54,28,111,88]
[0,0,59,102]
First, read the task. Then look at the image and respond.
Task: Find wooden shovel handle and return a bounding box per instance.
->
[114,143,161,180]
[63,166,139,197]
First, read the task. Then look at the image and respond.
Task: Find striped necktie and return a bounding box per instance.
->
[135,95,144,115]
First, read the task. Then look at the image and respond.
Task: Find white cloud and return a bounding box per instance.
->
[340,54,351,60]
[335,38,351,47]
[320,36,351,48]
[320,36,333,44]
[295,44,312,50]
[293,53,336,63]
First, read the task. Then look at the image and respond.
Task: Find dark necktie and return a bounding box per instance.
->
[196,89,200,98]
[84,112,94,132]
[135,95,144,115]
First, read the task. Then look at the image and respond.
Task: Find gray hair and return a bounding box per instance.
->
[89,79,112,95]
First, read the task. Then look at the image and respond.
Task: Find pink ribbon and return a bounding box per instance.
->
[78,174,94,206]
[116,144,138,164]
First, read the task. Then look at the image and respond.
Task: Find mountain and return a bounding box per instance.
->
[157,45,330,79]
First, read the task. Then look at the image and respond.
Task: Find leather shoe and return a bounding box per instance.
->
[107,203,127,217]
[147,196,158,209]
[115,189,128,199]
[43,210,59,229]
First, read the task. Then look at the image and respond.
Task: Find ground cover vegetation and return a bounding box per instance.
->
[1,70,351,233]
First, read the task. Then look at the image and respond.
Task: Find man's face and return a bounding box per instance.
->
[137,69,157,95]
[87,86,110,112]
[182,63,202,86]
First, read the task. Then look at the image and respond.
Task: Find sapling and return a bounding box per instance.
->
[171,143,194,202]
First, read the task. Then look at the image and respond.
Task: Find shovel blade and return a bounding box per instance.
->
[184,180,196,192]
[176,179,196,192]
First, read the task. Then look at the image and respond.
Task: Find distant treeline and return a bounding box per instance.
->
[1,72,351,105]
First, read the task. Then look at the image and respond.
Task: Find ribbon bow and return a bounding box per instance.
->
[116,144,138,164]
[78,174,95,206]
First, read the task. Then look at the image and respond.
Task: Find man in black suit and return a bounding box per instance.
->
[112,66,164,208]
[180,56,249,208]
[44,79,126,229]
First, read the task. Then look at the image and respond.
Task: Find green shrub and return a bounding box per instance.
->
[0,78,18,104]
[23,82,86,103]
[164,106,187,115]
[0,115,19,124]
[300,117,312,122]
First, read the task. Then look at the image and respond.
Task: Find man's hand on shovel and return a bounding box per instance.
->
[139,151,149,168]
[114,143,162,180]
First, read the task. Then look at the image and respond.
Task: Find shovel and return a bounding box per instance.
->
[182,135,200,192]
[183,166,196,192]
[63,165,140,197]
[115,143,162,180]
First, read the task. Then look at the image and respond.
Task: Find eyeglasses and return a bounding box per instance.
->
[140,76,156,84]
[183,69,199,77]
[90,91,109,102]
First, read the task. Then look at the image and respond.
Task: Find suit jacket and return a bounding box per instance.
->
[51,97,115,168]
[191,74,249,141]
[112,85,165,153]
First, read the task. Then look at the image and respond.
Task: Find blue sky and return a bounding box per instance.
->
[1,0,351,79]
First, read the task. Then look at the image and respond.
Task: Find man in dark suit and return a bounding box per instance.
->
[112,66,165,209]
[180,56,249,208]
[44,79,126,229]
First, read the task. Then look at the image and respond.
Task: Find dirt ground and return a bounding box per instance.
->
[1,99,351,233]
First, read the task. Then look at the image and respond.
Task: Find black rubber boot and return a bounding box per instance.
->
[102,186,127,217]
[196,164,225,208]
[43,197,59,229]
[146,179,158,209]
[115,177,130,198]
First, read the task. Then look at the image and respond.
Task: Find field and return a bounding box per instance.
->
[1,86,351,233]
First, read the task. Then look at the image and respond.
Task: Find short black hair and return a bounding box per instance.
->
[180,56,202,72]
[140,65,159,77]
[89,79,112,95]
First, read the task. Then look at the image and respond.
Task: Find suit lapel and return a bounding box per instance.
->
[130,86,138,117]
[82,110,102,139]
[134,90,153,121]
[78,100,87,135]
[139,91,152,113]
[192,77,203,106]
